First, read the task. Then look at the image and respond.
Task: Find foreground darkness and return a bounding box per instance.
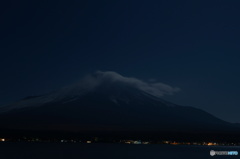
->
[1,142,240,159]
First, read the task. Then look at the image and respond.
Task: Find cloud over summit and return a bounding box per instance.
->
[78,71,180,97]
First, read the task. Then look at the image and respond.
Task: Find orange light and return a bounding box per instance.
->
[0,138,5,142]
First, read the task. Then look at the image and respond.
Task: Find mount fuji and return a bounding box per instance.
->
[0,71,239,138]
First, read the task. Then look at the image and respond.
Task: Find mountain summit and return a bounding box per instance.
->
[0,71,180,112]
[0,71,238,136]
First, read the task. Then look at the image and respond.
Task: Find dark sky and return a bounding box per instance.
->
[0,0,240,122]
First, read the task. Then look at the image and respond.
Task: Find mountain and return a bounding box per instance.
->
[0,71,239,139]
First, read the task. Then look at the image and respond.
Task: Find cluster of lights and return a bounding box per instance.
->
[0,138,5,142]
[120,140,148,144]
[163,141,238,146]
[0,137,239,146]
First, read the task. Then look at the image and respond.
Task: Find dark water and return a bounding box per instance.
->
[0,142,239,159]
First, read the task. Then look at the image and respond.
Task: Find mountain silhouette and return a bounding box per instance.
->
[0,71,239,138]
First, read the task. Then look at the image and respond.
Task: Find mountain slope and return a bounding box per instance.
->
[0,71,238,135]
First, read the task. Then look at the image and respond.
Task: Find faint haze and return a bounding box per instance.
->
[74,71,181,97]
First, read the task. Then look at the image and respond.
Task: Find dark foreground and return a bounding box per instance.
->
[0,142,239,159]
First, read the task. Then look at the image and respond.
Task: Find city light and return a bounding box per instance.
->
[0,138,5,142]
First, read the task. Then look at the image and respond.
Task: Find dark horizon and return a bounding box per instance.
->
[1,0,240,123]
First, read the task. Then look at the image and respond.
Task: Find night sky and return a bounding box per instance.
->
[1,0,240,123]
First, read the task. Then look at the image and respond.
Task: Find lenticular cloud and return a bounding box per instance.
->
[76,71,180,97]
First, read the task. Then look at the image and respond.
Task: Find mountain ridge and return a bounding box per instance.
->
[0,71,239,136]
